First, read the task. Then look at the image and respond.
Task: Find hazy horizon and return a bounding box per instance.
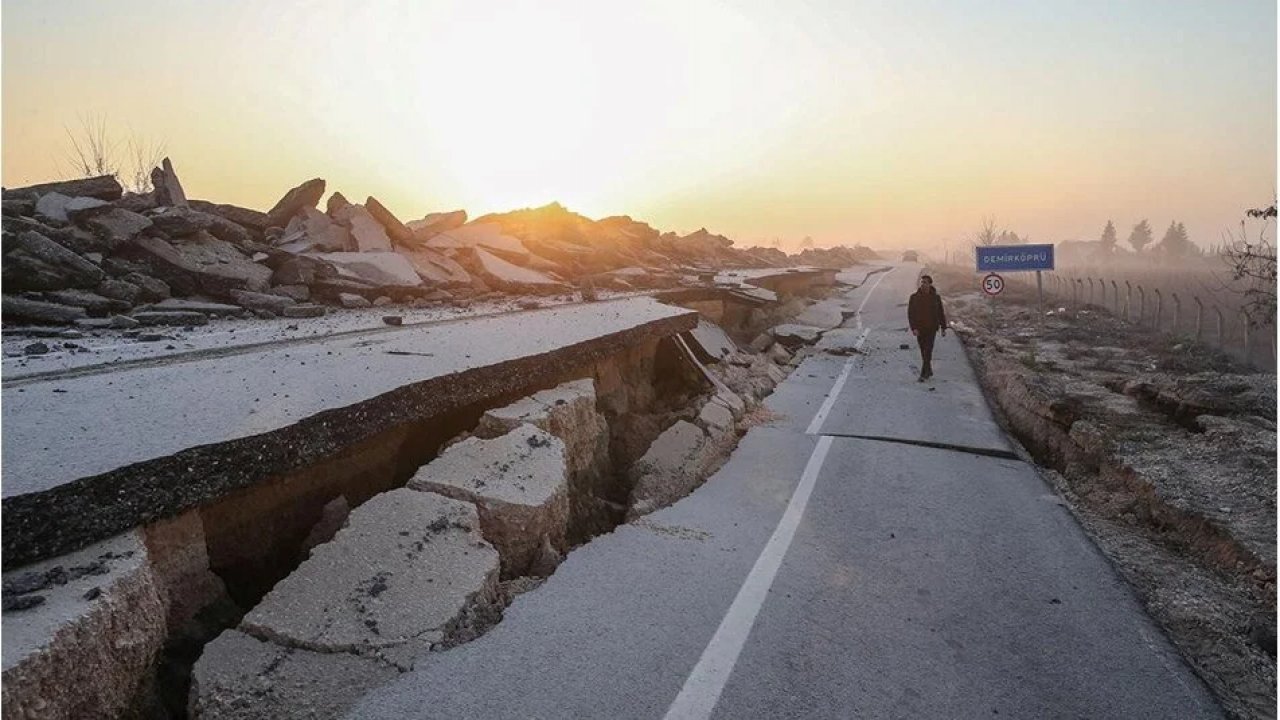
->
[3,0,1276,251]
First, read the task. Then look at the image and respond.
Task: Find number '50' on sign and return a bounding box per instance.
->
[982,273,1004,296]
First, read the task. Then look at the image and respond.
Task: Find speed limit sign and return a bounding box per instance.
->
[982,273,1004,296]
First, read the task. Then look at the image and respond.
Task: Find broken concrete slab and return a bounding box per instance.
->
[3,174,123,202]
[239,489,499,664]
[685,318,738,363]
[398,247,474,287]
[148,206,253,248]
[42,289,131,315]
[793,299,846,330]
[326,191,352,215]
[95,278,143,304]
[270,284,310,302]
[64,197,113,224]
[190,628,398,720]
[332,204,393,253]
[470,247,567,294]
[771,324,823,349]
[187,200,270,233]
[282,304,326,318]
[285,207,352,252]
[409,424,570,577]
[150,157,188,207]
[626,420,707,519]
[406,210,467,244]
[143,298,241,316]
[122,233,272,299]
[339,292,372,309]
[269,254,338,286]
[34,191,73,223]
[365,197,414,246]
[1,531,166,720]
[3,230,105,291]
[3,298,698,566]
[122,272,171,302]
[2,295,89,324]
[305,251,422,288]
[698,398,735,432]
[474,380,612,533]
[230,289,295,314]
[83,208,153,249]
[266,178,325,228]
[433,222,529,260]
[131,310,209,327]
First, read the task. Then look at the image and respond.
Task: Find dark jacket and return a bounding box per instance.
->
[908,289,947,333]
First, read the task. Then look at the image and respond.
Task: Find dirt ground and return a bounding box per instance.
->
[931,264,1277,720]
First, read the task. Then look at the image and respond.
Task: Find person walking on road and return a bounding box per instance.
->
[908,274,947,381]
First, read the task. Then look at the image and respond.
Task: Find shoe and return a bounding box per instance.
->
[917,373,925,382]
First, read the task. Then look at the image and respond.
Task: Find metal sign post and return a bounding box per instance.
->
[1036,270,1043,330]
[974,243,1055,332]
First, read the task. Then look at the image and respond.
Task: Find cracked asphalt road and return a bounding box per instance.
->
[348,263,1222,719]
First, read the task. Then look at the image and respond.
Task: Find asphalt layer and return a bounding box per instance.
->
[348,263,1221,719]
[1,298,696,566]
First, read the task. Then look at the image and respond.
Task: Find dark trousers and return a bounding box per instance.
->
[916,329,937,375]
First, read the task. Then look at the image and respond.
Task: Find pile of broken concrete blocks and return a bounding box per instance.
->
[189,378,610,720]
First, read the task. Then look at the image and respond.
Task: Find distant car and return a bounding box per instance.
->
[901,250,919,262]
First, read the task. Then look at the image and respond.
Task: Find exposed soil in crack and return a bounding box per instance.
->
[933,264,1276,720]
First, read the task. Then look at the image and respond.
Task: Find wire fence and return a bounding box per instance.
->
[991,266,1276,370]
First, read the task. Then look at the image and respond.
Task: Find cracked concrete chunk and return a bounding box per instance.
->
[239,489,498,663]
[3,230,106,292]
[475,380,612,535]
[771,323,822,349]
[698,398,735,431]
[266,178,325,228]
[686,319,737,363]
[793,299,845,330]
[122,232,271,298]
[1,532,166,720]
[230,289,295,314]
[626,420,708,519]
[331,204,394,252]
[306,251,422,288]
[410,424,570,577]
[470,247,567,294]
[83,208,153,249]
[2,295,89,324]
[190,629,398,720]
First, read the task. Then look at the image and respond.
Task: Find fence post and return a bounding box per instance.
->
[1137,285,1145,323]
[1124,281,1133,321]
[1153,289,1162,330]
[1076,279,1084,310]
[1112,280,1120,314]
[1194,296,1204,340]
[1241,310,1251,356]
[1087,277,1094,305]
[1171,293,1180,333]
[1215,307,1225,345]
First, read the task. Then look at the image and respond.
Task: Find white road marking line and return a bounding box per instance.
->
[664,269,894,720]
[803,338,864,435]
[663,434,834,720]
[805,268,891,435]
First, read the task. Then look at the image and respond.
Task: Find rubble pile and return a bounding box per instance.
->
[2,163,883,330]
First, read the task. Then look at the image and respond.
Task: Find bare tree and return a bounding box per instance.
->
[1221,203,1277,327]
[60,115,166,193]
[63,114,117,178]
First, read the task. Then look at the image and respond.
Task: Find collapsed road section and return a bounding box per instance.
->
[1,265,863,719]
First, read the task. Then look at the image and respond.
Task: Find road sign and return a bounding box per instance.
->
[976,244,1054,272]
[982,273,1004,296]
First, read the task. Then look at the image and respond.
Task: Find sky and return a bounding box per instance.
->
[2,0,1276,251]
